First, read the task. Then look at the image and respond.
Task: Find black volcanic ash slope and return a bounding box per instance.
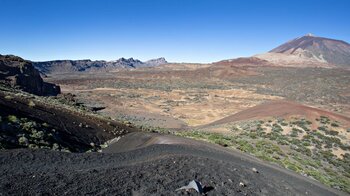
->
[0,133,345,196]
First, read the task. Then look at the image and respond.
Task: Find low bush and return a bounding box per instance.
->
[330,122,339,127]
[272,123,283,132]
[7,115,18,123]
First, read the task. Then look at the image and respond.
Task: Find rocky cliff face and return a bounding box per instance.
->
[33,57,168,74]
[0,55,60,96]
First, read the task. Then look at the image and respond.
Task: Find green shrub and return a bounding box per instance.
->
[295,145,312,156]
[320,116,330,124]
[256,140,284,156]
[320,150,335,162]
[300,158,321,168]
[256,152,278,163]
[319,126,339,136]
[305,169,329,184]
[291,119,311,131]
[215,139,230,147]
[7,115,18,123]
[290,128,300,137]
[330,123,339,127]
[280,122,288,126]
[30,130,44,140]
[277,139,289,145]
[28,144,39,149]
[21,121,36,132]
[289,138,300,145]
[52,143,60,150]
[248,132,258,139]
[272,123,283,132]
[230,126,239,132]
[18,136,29,146]
[4,95,12,100]
[282,159,303,173]
[28,100,35,107]
[235,140,255,153]
[339,144,350,151]
[277,118,285,124]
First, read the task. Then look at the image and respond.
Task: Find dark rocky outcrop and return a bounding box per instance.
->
[0,55,60,96]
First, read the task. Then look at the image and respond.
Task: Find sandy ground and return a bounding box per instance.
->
[0,132,345,196]
[60,86,281,127]
[46,65,350,129]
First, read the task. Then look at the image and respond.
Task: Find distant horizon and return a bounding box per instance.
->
[1,0,349,63]
[2,33,349,64]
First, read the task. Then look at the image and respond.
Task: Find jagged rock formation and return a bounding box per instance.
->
[144,57,168,67]
[0,55,60,96]
[32,57,168,74]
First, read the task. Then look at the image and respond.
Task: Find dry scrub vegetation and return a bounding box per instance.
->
[49,66,350,128]
[151,116,350,193]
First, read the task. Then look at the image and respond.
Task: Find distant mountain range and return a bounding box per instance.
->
[32,57,168,74]
[5,34,350,76]
[217,34,350,68]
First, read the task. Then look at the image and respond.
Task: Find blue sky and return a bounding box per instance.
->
[1,0,349,63]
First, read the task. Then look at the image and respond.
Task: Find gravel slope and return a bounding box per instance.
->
[0,133,345,196]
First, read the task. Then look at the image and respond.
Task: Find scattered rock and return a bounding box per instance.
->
[239,182,246,187]
[176,180,204,194]
[252,167,259,173]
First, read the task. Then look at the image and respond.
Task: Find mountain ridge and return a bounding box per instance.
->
[32,57,168,74]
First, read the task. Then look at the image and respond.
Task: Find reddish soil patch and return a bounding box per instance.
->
[213,57,272,67]
[203,100,350,128]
